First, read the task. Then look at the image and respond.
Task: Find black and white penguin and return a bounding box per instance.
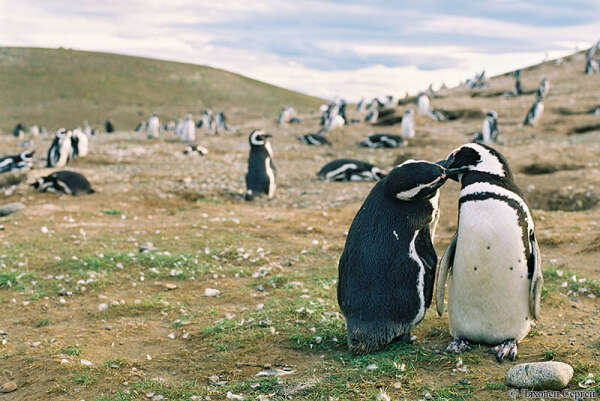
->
[278,106,296,125]
[473,111,499,144]
[401,109,415,139]
[417,94,430,115]
[524,98,544,126]
[298,133,331,146]
[147,112,160,139]
[245,130,276,200]
[435,143,543,362]
[70,128,89,158]
[536,77,550,99]
[181,115,196,142]
[317,159,385,182]
[215,112,228,132]
[338,159,452,354]
[105,120,114,133]
[13,123,25,138]
[0,150,35,173]
[31,170,95,195]
[47,129,72,168]
[359,134,406,148]
[586,59,599,75]
[182,144,208,156]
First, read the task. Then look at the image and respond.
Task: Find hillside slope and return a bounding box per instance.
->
[0,47,324,132]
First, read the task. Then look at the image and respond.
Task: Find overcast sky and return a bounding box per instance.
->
[1,1,598,100]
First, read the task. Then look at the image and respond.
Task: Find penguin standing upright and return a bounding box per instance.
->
[181,115,196,142]
[401,109,415,139]
[245,130,276,201]
[338,159,452,354]
[417,94,430,115]
[536,77,550,99]
[524,98,544,126]
[147,112,160,139]
[473,111,498,143]
[47,129,72,168]
[435,143,543,362]
[71,128,89,157]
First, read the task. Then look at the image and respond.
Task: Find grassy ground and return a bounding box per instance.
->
[1,50,600,400]
[0,47,323,133]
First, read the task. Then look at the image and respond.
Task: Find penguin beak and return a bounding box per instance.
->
[435,152,455,168]
[264,133,272,139]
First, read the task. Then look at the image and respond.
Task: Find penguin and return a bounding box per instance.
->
[536,77,550,99]
[417,94,430,115]
[31,170,95,196]
[298,133,331,146]
[0,150,35,173]
[70,128,89,158]
[338,159,452,354]
[83,121,92,136]
[147,112,160,139]
[278,106,296,125]
[245,130,276,201]
[13,123,25,138]
[30,125,40,138]
[215,112,228,132]
[401,109,415,139]
[359,134,405,148]
[435,143,543,362]
[524,98,544,126]
[183,144,208,156]
[135,122,144,132]
[365,108,379,123]
[586,59,599,75]
[325,114,345,131]
[181,115,196,142]
[473,111,499,144]
[317,159,385,182]
[47,129,72,168]
[289,117,303,124]
[105,120,114,133]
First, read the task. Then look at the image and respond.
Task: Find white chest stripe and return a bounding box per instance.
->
[326,163,357,180]
[460,182,534,230]
[409,229,426,326]
[396,176,442,201]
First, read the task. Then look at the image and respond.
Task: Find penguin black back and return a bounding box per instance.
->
[32,170,94,196]
[245,130,276,200]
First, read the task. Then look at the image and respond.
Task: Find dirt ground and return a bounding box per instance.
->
[1,52,600,401]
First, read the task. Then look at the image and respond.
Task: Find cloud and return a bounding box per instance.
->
[0,0,598,99]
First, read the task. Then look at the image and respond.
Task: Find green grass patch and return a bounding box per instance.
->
[61,345,82,356]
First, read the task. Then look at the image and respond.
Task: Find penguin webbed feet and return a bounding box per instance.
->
[445,338,472,354]
[490,339,517,363]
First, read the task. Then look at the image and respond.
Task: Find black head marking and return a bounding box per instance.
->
[384,160,447,201]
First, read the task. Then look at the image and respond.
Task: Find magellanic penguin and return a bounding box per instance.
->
[245,130,276,201]
[524,98,544,126]
[183,144,208,156]
[359,134,405,148]
[47,129,73,168]
[317,159,385,182]
[31,170,95,195]
[536,77,550,99]
[147,112,160,139]
[473,111,498,144]
[435,143,543,362]
[298,133,331,146]
[181,115,196,142]
[401,109,415,139]
[0,150,35,173]
[338,159,453,354]
[71,128,89,158]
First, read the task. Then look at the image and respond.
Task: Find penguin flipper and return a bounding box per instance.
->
[436,234,457,316]
[528,232,543,320]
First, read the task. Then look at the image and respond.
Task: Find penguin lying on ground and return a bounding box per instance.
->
[317,159,385,182]
[338,159,454,354]
[0,151,35,173]
[359,134,406,148]
[182,144,208,156]
[31,170,95,195]
[298,133,331,146]
[245,130,276,200]
[435,143,542,363]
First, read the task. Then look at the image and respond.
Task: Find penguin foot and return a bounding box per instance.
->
[445,338,471,354]
[490,339,517,363]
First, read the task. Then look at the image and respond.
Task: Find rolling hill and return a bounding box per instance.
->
[0,47,324,133]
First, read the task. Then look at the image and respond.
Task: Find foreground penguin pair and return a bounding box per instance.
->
[338,143,542,362]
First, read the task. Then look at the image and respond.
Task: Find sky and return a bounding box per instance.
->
[1,1,599,100]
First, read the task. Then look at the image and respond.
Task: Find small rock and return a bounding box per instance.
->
[0,202,25,216]
[164,283,177,290]
[366,363,377,371]
[209,375,219,383]
[80,359,93,366]
[98,303,108,311]
[424,392,432,400]
[507,361,573,390]
[204,288,220,297]
[139,242,156,253]
[152,395,164,401]
[226,392,245,400]
[0,381,17,393]
[376,390,390,401]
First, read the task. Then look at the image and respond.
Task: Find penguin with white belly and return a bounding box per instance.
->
[338,159,452,354]
[435,143,543,362]
[245,130,276,201]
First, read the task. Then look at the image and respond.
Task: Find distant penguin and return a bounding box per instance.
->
[200,110,214,133]
[473,111,499,143]
[317,159,385,182]
[417,94,430,115]
[0,150,35,173]
[47,129,72,168]
[83,121,92,136]
[338,160,451,354]
[325,115,345,131]
[245,130,276,200]
[524,98,544,126]
[435,143,542,362]
[298,133,331,146]
[278,106,296,125]
[356,98,366,113]
[586,59,599,75]
[31,170,95,195]
[215,112,228,132]
[181,115,196,142]
[365,107,379,123]
[105,120,114,133]
[183,144,208,156]
[175,119,185,137]
[13,123,25,138]
[71,128,89,157]
[30,125,40,138]
[359,134,406,148]
[401,109,415,139]
[536,77,549,98]
[147,112,160,139]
